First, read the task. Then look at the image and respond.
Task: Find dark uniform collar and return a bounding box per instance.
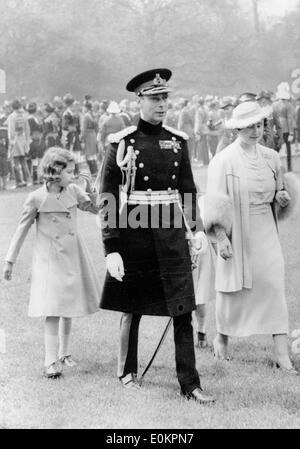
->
[138,118,162,135]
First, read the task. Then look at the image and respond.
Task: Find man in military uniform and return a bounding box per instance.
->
[43,103,62,149]
[99,68,215,404]
[256,90,283,152]
[62,93,81,175]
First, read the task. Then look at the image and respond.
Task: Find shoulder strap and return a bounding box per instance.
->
[107,126,137,144]
[162,125,189,140]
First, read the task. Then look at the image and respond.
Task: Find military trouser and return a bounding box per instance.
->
[283,132,292,172]
[117,312,201,395]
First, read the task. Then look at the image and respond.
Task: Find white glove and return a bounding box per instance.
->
[106,252,125,282]
[190,231,208,255]
[288,135,294,143]
[276,190,291,208]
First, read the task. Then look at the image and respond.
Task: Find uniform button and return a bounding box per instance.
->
[174,162,179,167]
[147,189,152,192]
[172,137,176,141]
[135,150,140,155]
[172,175,176,180]
[55,235,59,240]
[52,217,57,222]
[130,139,135,144]
[139,163,144,168]
[168,187,172,191]
[144,176,149,181]
[174,149,178,154]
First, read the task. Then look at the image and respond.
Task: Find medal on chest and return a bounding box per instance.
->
[159,137,181,151]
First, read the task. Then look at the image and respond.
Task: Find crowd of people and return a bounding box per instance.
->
[2,69,300,407]
[1,81,299,191]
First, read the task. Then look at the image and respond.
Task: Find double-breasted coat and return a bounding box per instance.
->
[5,183,101,317]
[99,118,203,317]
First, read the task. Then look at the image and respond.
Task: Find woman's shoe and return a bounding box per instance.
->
[60,355,78,367]
[196,332,208,349]
[275,362,298,375]
[44,361,62,379]
[213,337,231,361]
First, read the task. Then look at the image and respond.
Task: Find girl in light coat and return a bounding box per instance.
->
[3,147,101,378]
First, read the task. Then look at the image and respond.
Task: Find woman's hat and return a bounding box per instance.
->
[107,101,120,114]
[238,92,257,103]
[275,82,291,100]
[219,97,233,109]
[225,101,272,129]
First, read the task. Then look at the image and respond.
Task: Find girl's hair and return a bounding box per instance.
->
[39,147,75,182]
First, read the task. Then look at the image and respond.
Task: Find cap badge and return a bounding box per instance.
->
[153,74,166,86]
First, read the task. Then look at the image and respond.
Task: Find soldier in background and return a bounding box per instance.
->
[178,98,195,160]
[100,101,125,153]
[43,103,62,149]
[62,93,81,175]
[194,97,209,164]
[119,99,133,127]
[7,99,31,187]
[82,99,98,175]
[273,83,295,171]
[256,90,283,152]
[27,102,45,184]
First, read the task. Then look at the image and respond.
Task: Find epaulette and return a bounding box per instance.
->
[108,126,137,144]
[162,125,189,140]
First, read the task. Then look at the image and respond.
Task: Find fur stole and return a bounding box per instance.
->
[198,193,233,236]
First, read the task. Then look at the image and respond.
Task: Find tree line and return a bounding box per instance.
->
[0,0,299,100]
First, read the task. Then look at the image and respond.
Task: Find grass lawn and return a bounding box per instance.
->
[0,164,300,429]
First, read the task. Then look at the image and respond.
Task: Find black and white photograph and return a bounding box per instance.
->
[1,0,300,432]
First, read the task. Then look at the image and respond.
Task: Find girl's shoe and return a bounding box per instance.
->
[60,355,78,367]
[213,337,231,361]
[44,361,62,379]
[196,332,208,349]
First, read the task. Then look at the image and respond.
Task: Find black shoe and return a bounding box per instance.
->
[184,387,216,405]
[196,332,208,349]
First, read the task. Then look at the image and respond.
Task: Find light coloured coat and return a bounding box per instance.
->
[5,183,101,317]
[204,139,283,293]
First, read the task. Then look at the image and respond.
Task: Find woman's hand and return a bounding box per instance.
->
[218,236,233,260]
[276,190,291,208]
[106,252,124,282]
[214,225,233,261]
[3,261,13,281]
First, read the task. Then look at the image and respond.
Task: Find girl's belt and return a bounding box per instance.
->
[127,189,180,205]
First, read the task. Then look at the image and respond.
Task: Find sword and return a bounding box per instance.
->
[138,317,173,386]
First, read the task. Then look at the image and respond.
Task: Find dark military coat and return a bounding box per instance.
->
[44,112,62,149]
[28,115,45,159]
[99,118,203,317]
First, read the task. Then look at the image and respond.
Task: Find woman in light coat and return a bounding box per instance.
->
[3,148,101,378]
[202,101,298,373]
